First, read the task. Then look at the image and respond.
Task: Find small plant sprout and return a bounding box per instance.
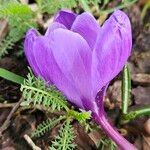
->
[24,9,137,150]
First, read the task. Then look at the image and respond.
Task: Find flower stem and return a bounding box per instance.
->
[93,86,137,150]
[93,112,137,150]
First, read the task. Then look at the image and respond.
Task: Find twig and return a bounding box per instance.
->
[142,134,150,147]
[24,134,41,150]
[0,98,23,137]
[0,102,16,108]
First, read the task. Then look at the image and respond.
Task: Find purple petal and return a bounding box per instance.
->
[71,12,100,49]
[54,10,77,29]
[50,28,93,104]
[32,35,84,108]
[45,22,67,37]
[24,29,42,76]
[92,10,132,95]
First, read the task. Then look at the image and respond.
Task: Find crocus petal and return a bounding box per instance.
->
[32,36,84,108]
[92,10,132,95]
[50,28,93,105]
[24,29,42,76]
[45,22,67,37]
[54,10,77,29]
[71,12,100,49]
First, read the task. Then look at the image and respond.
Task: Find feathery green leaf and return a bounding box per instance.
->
[0,1,36,57]
[31,116,66,138]
[21,71,68,111]
[50,119,76,150]
[69,109,91,122]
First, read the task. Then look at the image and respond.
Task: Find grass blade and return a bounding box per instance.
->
[0,68,25,84]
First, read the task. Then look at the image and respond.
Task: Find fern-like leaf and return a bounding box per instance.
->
[37,0,77,14]
[0,1,37,57]
[0,2,33,17]
[49,120,76,150]
[20,71,68,111]
[31,116,66,138]
[69,110,91,122]
[98,136,117,150]
[0,35,14,57]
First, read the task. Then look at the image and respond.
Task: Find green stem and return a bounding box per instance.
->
[121,64,131,114]
[141,0,150,20]
[121,106,150,123]
[0,68,25,84]
[136,107,150,116]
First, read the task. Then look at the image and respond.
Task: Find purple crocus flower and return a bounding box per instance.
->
[24,10,137,150]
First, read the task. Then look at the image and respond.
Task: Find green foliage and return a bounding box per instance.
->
[31,116,66,138]
[0,67,24,84]
[0,35,14,57]
[36,0,77,14]
[0,1,36,57]
[20,70,92,149]
[78,0,137,13]
[100,0,138,14]
[98,136,117,150]
[0,2,33,17]
[36,0,117,14]
[69,109,91,122]
[50,119,76,150]
[141,0,150,20]
[20,71,68,111]
[121,64,131,114]
[121,105,150,124]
